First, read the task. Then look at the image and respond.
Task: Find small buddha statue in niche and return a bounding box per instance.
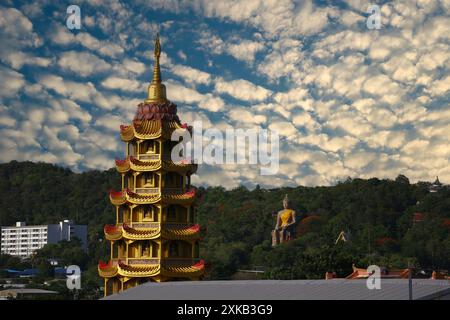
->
[272,194,296,246]
[143,207,152,220]
[142,243,150,257]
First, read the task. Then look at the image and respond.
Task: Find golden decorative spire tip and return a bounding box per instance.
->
[154,33,161,58]
[145,32,167,103]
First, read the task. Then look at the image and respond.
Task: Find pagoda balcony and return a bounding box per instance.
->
[163,187,183,194]
[133,187,183,194]
[134,187,160,194]
[162,258,202,267]
[163,222,197,229]
[137,153,160,161]
[107,258,159,266]
[105,222,198,229]
[129,222,160,229]
[128,258,160,265]
[110,258,201,267]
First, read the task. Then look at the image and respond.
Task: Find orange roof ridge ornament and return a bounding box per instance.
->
[145,33,168,103]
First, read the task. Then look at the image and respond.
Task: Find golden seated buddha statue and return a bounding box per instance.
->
[272,194,296,246]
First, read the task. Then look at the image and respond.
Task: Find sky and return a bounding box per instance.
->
[0,0,449,189]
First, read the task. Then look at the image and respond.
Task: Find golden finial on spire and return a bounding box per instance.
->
[154,33,161,58]
[145,32,167,103]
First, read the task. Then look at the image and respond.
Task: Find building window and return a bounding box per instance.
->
[167,206,177,222]
[141,242,150,257]
[143,205,155,221]
[141,140,156,154]
[165,172,183,188]
[143,173,154,187]
[151,243,158,258]
[168,242,179,257]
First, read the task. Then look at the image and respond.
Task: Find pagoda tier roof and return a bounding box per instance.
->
[345,264,410,279]
[98,259,205,278]
[109,188,196,206]
[104,223,201,241]
[115,156,197,174]
[162,224,201,240]
[120,119,190,142]
[104,224,160,241]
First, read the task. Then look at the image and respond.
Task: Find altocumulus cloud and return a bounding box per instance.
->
[0,1,449,188]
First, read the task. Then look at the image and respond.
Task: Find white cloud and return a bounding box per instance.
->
[122,59,146,74]
[1,1,449,188]
[215,78,271,102]
[192,0,331,38]
[425,75,450,96]
[340,10,364,26]
[2,51,52,70]
[257,38,303,81]
[226,40,265,63]
[366,130,407,149]
[51,25,124,58]
[170,64,211,85]
[58,51,111,77]
[39,74,115,110]
[177,50,187,61]
[197,31,264,64]
[95,114,124,132]
[166,80,225,112]
[101,76,144,92]
[0,66,26,98]
[0,6,35,41]
[228,108,266,125]
[292,111,321,132]
[268,121,297,139]
[362,74,401,97]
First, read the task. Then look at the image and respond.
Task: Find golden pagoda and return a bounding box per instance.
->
[98,34,204,296]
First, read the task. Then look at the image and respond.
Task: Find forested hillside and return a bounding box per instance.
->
[1,161,449,282]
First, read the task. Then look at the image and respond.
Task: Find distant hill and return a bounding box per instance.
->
[0,161,449,280]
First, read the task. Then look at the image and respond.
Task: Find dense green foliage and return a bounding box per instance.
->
[0,161,117,272]
[196,179,450,279]
[0,161,449,287]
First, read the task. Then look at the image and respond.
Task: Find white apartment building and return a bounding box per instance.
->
[1,220,87,258]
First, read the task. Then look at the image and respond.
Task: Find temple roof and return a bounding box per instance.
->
[98,259,205,278]
[120,119,187,142]
[115,156,197,174]
[102,279,450,300]
[345,264,410,279]
[134,102,179,122]
[104,223,201,241]
[109,188,196,205]
[161,224,201,240]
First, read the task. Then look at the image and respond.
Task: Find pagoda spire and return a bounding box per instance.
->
[145,33,168,103]
[153,33,162,82]
[99,33,204,296]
